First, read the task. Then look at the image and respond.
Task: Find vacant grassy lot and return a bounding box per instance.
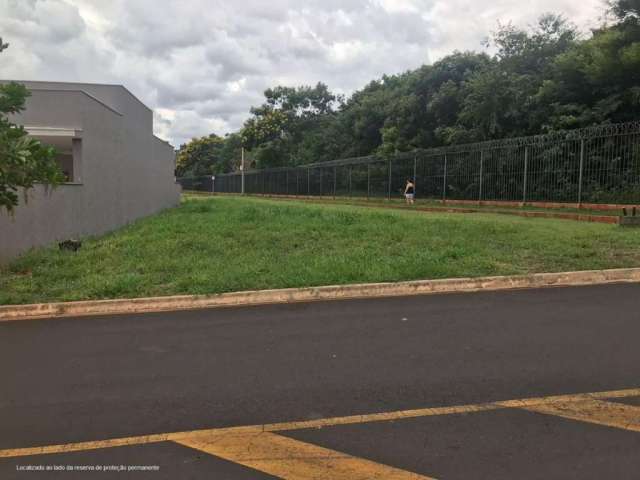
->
[198,194,621,217]
[2,196,640,305]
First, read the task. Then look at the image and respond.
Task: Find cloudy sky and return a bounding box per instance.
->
[1,0,605,147]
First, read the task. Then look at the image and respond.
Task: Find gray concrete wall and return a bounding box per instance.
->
[2,80,153,132]
[0,84,181,263]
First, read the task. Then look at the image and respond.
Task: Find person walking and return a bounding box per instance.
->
[404,178,415,205]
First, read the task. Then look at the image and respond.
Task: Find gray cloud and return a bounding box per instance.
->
[0,0,603,147]
[1,0,85,42]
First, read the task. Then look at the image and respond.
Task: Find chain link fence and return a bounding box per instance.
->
[178,122,640,205]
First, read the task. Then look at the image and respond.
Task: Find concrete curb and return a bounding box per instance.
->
[2,268,640,322]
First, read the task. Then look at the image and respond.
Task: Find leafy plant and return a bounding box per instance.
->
[0,38,63,213]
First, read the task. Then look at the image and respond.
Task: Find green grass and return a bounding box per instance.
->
[209,194,622,217]
[2,195,640,305]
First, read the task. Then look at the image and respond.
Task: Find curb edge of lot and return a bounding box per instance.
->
[1,268,640,322]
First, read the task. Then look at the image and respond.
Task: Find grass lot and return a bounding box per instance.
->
[335,198,623,216]
[204,194,622,217]
[2,195,640,305]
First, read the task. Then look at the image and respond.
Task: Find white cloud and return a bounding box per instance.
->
[0,0,604,147]
[376,0,422,13]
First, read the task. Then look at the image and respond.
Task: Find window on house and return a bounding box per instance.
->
[55,150,74,182]
[26,129,83,183]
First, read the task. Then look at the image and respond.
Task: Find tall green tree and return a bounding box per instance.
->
[241,83,342,168]
[609,0,640,21]
[539,3,640,128]
[452,14,579,139]
[175,134,229,177]
[0,38,63,213]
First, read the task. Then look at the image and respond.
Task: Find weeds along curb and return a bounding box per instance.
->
[1,268,639,322]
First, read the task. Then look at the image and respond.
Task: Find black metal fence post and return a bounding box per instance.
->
[578,139,585,207]
[442,154,448,202]
[523,146,529,204]
[387,159,392,201]
[413,154,417,197]
[478,151,484,202]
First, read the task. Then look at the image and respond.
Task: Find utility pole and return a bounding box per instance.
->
[241,147,245,195]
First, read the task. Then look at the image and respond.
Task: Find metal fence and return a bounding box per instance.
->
[178,122,640,205]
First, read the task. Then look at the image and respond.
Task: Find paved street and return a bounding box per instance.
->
[1,283,640,479]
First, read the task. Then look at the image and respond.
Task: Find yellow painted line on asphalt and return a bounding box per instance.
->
[520,398,640,433]
[2,387,640,459]
[0,426,263,459]
[0,432,179,459]
[251,387,640,434]
[176,431,433,479]
[494,386,640,408]
[259,403,501,433]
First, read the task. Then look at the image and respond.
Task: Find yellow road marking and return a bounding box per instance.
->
[1,387,640,459]
[176,431,433,479]
[0,427,263,459]
[0,433,184,459]
[521,398,640,432]
[259,403,502,433]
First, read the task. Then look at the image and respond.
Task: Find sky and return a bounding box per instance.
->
[0,0,605,147]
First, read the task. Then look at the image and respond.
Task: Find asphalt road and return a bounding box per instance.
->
[1,283,640,479]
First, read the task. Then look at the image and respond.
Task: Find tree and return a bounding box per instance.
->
[0,38,63,213]
[609,0,640,21]
[456,14,579,138]
[488,14,578,75]
[457,67,530,139]
[538,5,640,128]
[218,132,245,171]
[175,134,231,177]
[241,83,342,168]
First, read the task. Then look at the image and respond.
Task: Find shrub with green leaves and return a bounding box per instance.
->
[0,38,63,213]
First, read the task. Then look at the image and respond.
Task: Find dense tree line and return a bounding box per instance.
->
[176,0,640,176]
